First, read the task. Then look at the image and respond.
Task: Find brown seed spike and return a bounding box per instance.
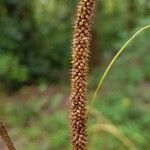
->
[69,0,96,150]
[0,121,16,150]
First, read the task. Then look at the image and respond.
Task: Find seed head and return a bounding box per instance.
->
[69,0,96,149]
[0,121,16,150]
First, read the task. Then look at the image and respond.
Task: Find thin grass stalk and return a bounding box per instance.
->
[87,25,150,116]
[89,124,136,150]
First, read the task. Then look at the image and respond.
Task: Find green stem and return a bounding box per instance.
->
[87,25,150,116]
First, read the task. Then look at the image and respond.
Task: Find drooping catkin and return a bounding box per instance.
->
[0,121,16,150]
[69,0,96,149]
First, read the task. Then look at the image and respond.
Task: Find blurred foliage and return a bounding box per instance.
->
[0,0,74,88]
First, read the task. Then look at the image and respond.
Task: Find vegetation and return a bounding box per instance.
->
[0,0,149,150]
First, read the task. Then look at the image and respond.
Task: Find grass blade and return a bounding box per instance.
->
[87,25,150,116]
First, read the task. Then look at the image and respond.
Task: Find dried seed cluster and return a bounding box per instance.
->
[0,121,16,150]
[70,0,95,149]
